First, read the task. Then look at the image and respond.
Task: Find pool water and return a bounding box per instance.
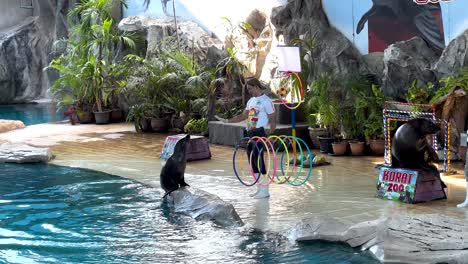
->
[0,104,65,126]
[0,164,379,264]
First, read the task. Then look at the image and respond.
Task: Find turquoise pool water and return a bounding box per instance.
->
[0,164,379,263]
[0,104,64,126]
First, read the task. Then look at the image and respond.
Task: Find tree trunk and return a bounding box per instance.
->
[207,92,216,121]
[439,89,468,158]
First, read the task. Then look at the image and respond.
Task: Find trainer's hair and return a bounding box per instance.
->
[245,78,266,90]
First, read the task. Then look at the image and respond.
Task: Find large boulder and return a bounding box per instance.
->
[361,52,385,86]
[0,142,52,163]
[434,29,468,78]
[165,187,244,227]
[0,120,25,133]
[271,0,364,79]
[287,214,468,264]
[224,9,276,82]
[0,18,45,104]
[118,16,224,68]
[381,37,439,99]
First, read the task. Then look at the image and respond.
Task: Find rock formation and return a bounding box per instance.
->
[165,187,244,227]
[434,29,468,79]
[0,18,45,104]
[381,37,439,100]
[0,0,77,104]
[0,142,52,163]
[287,214,468,264]
[271,0,364,80]
[0,120,25,133]
[118,16,224,68]
[224,9,276,82]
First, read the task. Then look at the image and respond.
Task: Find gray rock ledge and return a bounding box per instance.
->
[165,187,244,227]
[0,143,52,163]
[286,214,468,264]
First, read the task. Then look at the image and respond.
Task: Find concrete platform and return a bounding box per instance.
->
[208,120,311,146]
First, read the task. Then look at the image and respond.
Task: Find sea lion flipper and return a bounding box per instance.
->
[180,181,190,187]
[162,187,179,199]
[357,6,377,34]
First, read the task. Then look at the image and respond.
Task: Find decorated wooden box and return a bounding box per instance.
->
[160,134,211,162]
[376,167,446,204]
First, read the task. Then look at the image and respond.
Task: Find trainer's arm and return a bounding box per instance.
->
[227,110,249,123]
[268,112,276,134]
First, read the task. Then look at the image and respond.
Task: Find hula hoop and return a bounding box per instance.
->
[273,71,304,110]
[287,136,313,186]
[232,135,313,187]
[277,135,299,184]
[268,135,291,184]
[249,136,277,186]
[233,137,261,187]
[282,136,304,185]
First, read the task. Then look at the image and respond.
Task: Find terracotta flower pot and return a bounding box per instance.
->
[349,141,365,156]
[331,142,348,156]
[369,139,385,155]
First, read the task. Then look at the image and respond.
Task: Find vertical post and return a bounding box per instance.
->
[291,104,297,154]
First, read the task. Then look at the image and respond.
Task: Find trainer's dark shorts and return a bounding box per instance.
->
[244,127,267,174]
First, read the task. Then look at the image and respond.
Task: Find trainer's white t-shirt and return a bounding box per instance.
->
[245,94,275,131]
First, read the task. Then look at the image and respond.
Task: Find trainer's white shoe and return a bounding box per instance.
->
[254,185,270,199]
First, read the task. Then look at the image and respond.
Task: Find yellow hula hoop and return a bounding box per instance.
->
[268,135,290,184]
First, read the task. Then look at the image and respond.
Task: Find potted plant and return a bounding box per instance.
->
[127,103,152,132]
[46,42,95,124]
[354,83,390,155]
[307,73,339,154]
[150,104,170,133]
[122,50,191,132]
[71,1,135,125]
[342,79,368,155]
[306,114,327,149]
[48,0,135,125]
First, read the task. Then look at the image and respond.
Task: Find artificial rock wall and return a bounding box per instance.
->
[0,0,76,104]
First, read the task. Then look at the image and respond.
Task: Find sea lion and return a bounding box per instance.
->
[160,134,190,198]
[391,118,440,171]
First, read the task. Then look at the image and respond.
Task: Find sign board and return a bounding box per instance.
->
[276,46,301,73]
[377,167,418,202]
[160,134,188,161]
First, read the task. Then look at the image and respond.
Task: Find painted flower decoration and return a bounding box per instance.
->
[276,87,289,98]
